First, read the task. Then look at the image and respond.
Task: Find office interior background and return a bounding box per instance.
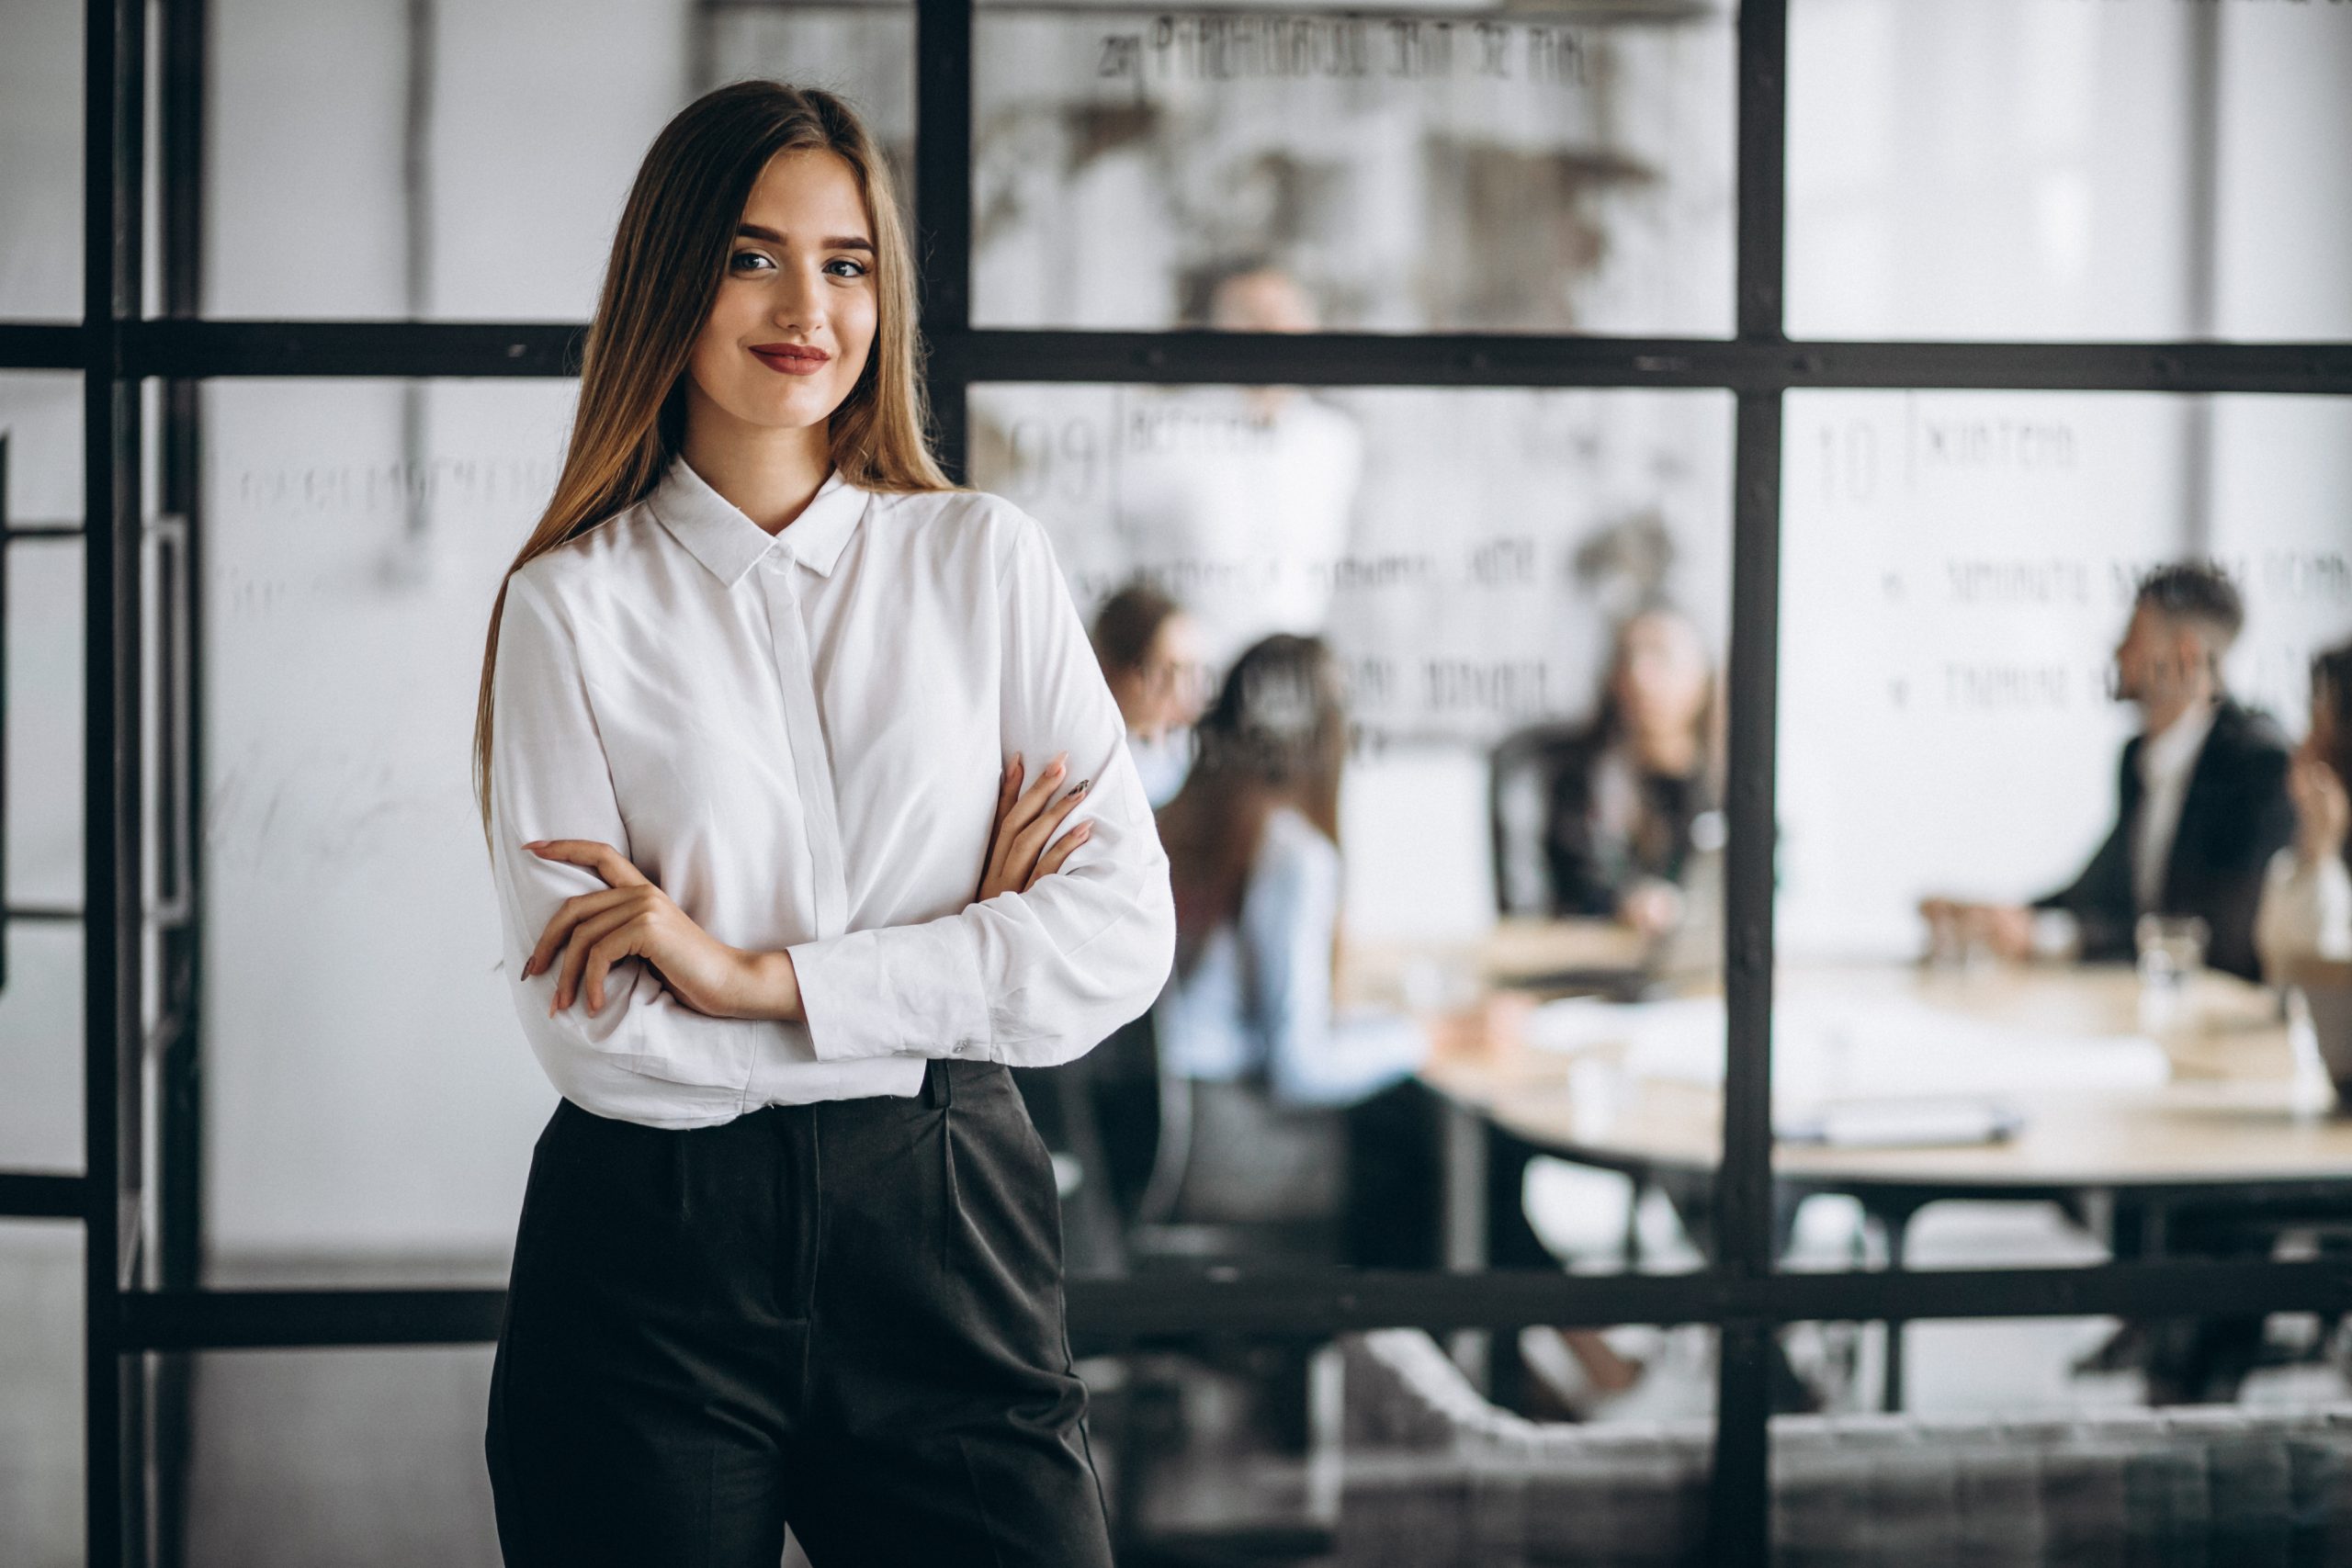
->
[4,0,2351,1562]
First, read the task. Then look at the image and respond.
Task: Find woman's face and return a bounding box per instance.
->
[684,147,878,440]
[1111,614,1207,739]
[1611,611,1711,735]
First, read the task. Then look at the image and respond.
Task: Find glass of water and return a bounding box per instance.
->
[2134,913,2210,1035]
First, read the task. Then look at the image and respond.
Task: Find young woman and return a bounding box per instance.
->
[470,83,1173,1567]
[1090,580,1208,807]
[1542,604,1723,935]
[2257,639,2352,977]
[1148,636,1509,1248]
[1149,637,1636,1411]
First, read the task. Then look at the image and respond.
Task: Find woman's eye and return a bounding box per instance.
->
[729,251,775,274]
[824,256,869,279]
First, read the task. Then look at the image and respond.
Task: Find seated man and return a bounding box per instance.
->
[1931,561,2295,982]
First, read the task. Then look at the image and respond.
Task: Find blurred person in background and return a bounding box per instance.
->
[1149,635,1642,1408]
[1525,603,1724,939]
[1112,263,1364,671]
[1925,561,2295,982]
[1091,580,1209,808]
[1151,635,1445,1195]
[2257,639,2352,977]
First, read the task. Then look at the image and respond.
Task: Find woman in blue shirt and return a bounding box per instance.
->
[1153,638,1427,1106]
[1151,636,1645,1412]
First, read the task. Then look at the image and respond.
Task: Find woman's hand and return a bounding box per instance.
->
[1425,991,1533,1066]
[1616,878,1687,939]
[2290,753,2350,867]
[521,840,780,1021]
[976,751,1094,903]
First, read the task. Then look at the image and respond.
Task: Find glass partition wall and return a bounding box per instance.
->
[6,0,2351,1563]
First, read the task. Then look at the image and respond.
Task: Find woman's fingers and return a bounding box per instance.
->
[549,897,647,1014]
[985,752,1068,889]
[526,838,649,888]
[524,885,635,981]
[980,755,1023,874]
[578,920,652,1015]
[1007,775,1091,874]
[1024,819,1094,891]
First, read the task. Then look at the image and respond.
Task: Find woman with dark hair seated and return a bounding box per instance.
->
[1541,603,1724,936]
[1150,635,1640,1411]
[1149,635,1445,1258]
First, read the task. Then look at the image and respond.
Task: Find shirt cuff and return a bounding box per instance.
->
[788,913,997,1064]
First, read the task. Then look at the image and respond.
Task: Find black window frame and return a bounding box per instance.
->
[6,0,2352,1562]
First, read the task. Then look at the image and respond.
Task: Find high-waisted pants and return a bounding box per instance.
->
[484,1057,1114,1567]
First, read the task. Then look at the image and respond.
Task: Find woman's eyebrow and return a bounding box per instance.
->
[736,222,874,253]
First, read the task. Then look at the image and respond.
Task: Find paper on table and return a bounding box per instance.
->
[1775,1098,2025,1147]
[1525,992,2171,1111]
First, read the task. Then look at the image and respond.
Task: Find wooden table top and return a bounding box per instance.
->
[1408,942,2352,1193]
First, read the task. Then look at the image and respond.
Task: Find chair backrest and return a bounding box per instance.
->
[1487,721,1585,918]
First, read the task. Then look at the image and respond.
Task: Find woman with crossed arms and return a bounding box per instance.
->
[471,82,1172,1567]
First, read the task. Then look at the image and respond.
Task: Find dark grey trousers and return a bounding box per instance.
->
[484,1058,1113,1567]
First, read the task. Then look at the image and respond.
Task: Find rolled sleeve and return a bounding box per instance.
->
[488,568,807,1127]
[789,509,1177,1067]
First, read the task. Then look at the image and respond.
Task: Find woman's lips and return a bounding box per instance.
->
[751,344,830,376]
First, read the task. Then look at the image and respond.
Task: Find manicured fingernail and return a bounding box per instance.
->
[1071,779,1091,795]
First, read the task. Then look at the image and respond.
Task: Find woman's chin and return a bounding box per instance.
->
[724,389,839,435]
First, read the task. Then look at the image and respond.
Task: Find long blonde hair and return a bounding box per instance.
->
[471,81,953,840]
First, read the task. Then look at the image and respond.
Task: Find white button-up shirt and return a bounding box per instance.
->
[487,451,1176,1130]
[2132,698,2218,913]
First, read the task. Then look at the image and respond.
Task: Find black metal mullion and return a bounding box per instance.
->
[154,0,209,1563]
[1710,0,1788,1561]
[60,320,2352,391]
[85,0,148,1562]
[0,1171,89,1218]
[913,0,973,480]
[113,1257,2352,1352]
[0,322,86,367]
[1,433,8,996]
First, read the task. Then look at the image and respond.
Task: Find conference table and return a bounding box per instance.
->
[1356,921,2352,1409]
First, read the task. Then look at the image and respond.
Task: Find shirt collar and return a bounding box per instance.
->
[647,451,868,588]
[2140,697,2218,785]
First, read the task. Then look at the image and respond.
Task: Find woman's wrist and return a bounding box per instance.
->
[732,947,805,1022]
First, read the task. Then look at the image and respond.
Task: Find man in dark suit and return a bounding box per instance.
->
[1932,561,2295,982]
[1930,562,2298,1401]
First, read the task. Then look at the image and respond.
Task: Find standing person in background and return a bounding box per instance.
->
[2257,639,2352,977]
[1091,581,1209,808]
[1926,562,2295,982]
[1113,264,1363,671]
[1536,603,1724,937]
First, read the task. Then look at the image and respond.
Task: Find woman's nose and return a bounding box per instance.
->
[770,266,822,332]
